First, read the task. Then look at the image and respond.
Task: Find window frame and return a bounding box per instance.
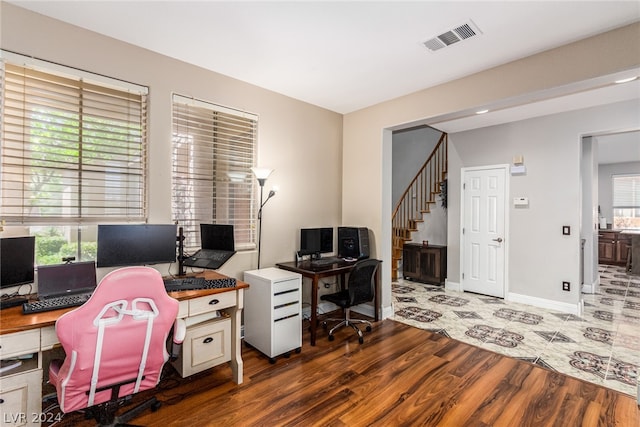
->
[612,173,640,230]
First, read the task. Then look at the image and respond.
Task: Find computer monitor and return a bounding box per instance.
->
[96,224,177,268]
[37,261,97,298]
[299,228,333,257]
[200,224,235,251]
[1,236,36,289]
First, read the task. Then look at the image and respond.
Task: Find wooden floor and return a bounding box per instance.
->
[49,315,639,427]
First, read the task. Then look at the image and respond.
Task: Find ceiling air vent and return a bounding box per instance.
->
[422,21,482,52]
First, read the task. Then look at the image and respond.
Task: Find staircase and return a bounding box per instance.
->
[391,133,448,280]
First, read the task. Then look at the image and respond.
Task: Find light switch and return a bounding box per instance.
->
[513,197,529,207]
[563,226,571,235]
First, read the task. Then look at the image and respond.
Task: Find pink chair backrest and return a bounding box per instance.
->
[54,266,178,413]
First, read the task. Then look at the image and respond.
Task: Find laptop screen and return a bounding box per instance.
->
[37,261,97,298]
[200,224,235,251]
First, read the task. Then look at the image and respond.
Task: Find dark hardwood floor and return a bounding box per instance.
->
[48,315,639,427]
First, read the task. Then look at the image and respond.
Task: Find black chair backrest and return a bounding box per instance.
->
[348,259,381,306]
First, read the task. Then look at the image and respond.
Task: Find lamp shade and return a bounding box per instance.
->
[251,167,273,180]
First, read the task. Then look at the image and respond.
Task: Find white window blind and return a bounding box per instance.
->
[171,94,258,252]
[613,174,640,208]
[0,58,148,223]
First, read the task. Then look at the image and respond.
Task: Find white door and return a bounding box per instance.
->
[461,166,508,298]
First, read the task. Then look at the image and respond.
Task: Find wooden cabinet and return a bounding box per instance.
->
[402,243,447,285]
[598,230,631,265]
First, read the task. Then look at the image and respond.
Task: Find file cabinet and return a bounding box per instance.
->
[243,268,302,363]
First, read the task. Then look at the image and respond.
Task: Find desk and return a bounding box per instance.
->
[276,260,379,346]
[0,271,247,426]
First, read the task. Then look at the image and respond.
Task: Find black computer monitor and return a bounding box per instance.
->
[1,236,36,289]
[96,224,177,268]
[200,224,235,251]
[299,228,333,257]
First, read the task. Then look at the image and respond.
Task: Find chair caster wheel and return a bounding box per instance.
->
[269,357,276,364]
[295,347,302,354]
[359,337,364,344]
[151,400,162,412]
[366,325,372,332]
[328,334,335,341]
[322,322,328,329]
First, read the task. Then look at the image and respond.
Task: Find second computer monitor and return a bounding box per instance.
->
[299,227,333,257]
[200,224,235,251]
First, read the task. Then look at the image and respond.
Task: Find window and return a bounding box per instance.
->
[0,52,148,264]
[612,174,640,229]
[171,94,258,252]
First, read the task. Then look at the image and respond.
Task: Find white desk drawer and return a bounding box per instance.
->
[189,291,236,316]
[273,278,300,294]
[40,326,60,350]
[171,316,231,377]
[273,289,299,307]
[0,330,40,359]
[274,303,300,320]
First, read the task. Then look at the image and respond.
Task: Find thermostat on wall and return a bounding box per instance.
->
[513,197,529,207]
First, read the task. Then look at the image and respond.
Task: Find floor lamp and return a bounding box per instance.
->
[251,167,276,269]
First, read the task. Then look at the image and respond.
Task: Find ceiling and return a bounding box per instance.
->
[7,1,640,159]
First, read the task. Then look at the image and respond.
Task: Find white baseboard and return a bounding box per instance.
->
[445,279,462,292]
[437,280,580,315]
[581,276,600,295]
[507,292,581,315]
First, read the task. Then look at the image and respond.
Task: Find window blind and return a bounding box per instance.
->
[613,174,640,209]
[0,59,148,223]
[171,94,258,252]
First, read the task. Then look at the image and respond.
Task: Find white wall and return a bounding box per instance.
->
[449,100,639,309]
[0,3,343,287]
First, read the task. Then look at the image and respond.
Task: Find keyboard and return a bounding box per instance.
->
[22,293,91,314]
[197,249,228,261]
[310,257,340,267]
[163,277,237,292]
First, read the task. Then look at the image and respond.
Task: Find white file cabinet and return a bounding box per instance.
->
[243,268,302,363]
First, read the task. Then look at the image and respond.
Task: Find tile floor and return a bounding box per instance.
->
[392,264,639,397]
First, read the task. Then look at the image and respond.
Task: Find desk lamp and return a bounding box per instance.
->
[251,167,276,269]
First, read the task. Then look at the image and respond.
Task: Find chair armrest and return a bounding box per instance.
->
[170,318,187,359]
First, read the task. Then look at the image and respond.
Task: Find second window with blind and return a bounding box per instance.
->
[171,94,258,254]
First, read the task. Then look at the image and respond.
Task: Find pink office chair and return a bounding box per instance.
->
[49,266,186,426]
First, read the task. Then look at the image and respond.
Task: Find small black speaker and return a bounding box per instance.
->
[337,227,370,259]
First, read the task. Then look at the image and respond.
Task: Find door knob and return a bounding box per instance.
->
[493,237,503,243]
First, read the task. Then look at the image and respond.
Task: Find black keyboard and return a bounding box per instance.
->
[310,257,340,267]
[22,293,91,314]
[164,277,237,292]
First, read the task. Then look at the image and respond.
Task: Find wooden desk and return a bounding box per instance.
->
[0,271,247,426]
[276,260,379,346]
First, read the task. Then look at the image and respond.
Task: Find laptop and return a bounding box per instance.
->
[36,261,97,303]
[184,224,236,270]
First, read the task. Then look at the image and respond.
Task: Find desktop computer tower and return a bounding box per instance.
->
[337,227,370,259]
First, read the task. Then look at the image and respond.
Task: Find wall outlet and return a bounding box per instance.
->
[562,281,570,291]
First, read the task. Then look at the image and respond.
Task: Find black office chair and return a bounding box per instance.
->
[321,258,381,344]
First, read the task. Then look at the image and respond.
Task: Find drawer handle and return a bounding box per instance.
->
[203,337,214,344]
[208,299,220,305]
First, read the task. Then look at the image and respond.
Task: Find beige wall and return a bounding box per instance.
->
[0,2,344,281]
[343,22,640,317]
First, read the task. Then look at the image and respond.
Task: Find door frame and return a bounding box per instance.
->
[459,164,510,298]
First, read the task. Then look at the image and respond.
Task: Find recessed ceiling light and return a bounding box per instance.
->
[615,76,638,84]
[475,109,489,114]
